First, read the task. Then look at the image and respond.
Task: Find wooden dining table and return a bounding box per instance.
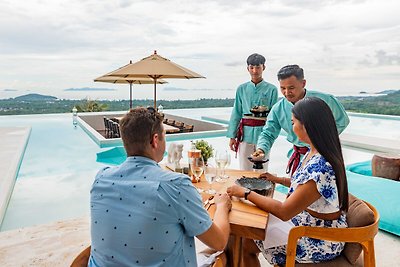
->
[113,116,181,134]
[194,168,274,267]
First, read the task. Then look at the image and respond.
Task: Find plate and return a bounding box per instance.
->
[235,177,273,196]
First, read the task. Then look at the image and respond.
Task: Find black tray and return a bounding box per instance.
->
[235,177,273,196]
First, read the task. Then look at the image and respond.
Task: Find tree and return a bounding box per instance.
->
[75,98,108,112]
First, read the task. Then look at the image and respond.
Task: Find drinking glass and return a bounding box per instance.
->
[190,156,205,192]
[205,171,216,194]
[221,151,231,179]
[215,150,230,182]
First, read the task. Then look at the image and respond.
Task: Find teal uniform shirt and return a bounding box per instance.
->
[257,90,350,153]
[226,80,278,144]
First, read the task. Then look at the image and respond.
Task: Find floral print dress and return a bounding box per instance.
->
[255,153,347,265]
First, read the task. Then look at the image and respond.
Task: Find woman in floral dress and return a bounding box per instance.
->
[227,97,349,266]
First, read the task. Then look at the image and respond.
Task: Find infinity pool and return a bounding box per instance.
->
[0,108,398,230]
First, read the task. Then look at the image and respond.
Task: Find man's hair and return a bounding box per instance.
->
[119,107,163,155]
[277,64,304,80]
[292,97,348,211]
[247,53,266,66]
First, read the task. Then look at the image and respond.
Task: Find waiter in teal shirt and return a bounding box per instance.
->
[255,65,350,176]
[227,53,278,171]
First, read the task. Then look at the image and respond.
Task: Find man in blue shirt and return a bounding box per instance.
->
[227,53,278,171]
[255,65,350,175]
[89,107,232,267]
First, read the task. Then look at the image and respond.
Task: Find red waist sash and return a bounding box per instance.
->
[234,118,266,152]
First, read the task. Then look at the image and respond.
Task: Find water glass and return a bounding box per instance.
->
[205,172,216,195]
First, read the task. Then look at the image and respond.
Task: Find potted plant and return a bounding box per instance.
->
[194,140,213,165]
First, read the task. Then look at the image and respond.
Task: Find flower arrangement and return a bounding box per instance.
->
[194,140,213,164]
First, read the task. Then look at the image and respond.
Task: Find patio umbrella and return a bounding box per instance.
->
[104,50,205,108]
[94,68,167,109]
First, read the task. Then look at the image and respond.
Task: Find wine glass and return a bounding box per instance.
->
[204,169,216,195]
[215,150,229,182]
[190,156,205,192]
[221,151,231,179]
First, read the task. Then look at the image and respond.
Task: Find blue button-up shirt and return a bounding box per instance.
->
[89,156,212,267]
[257,90,350,155]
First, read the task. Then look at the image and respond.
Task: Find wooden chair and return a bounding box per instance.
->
[105,118,115,138]
[103,117,110,138]
[174,121,185,132]
[70,246,90,267]
[166,119,175,126]
[183,124,194,132]
[111,121,120,138]
[71,245,226,267]
[283,195,379,267]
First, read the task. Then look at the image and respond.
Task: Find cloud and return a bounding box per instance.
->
[225,61,243,67]
[0,0,399,98]
[375,50,400,66]
[64,87,116,91]
[2,89,18,91]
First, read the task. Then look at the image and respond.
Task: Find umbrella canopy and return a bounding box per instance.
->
[94,74,167,109]
[104,50,205,108]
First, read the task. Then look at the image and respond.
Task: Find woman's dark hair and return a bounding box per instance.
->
[292,97,348,211]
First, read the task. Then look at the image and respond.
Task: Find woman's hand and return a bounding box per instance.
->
[259,172,279,183]
[226,185,246,198]
[214,192,232,212]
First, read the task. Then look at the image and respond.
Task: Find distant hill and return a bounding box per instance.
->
[14,93,57,101]
[376,89,399,94]
[64,87,116,91]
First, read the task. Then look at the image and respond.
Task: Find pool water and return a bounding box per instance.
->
[0,108,397,230]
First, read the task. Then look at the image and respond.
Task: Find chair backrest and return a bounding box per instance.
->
[71,246,90,267]
[183,124,194,132]
[103,117,110,137]
[112,121,120,138]
[285,194,379,267]
[166,119,175,125]
[174,121,185,129]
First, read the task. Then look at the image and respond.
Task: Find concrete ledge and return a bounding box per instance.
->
[78,112,227,148]
[341,133,400,154]
[0,127,31,227]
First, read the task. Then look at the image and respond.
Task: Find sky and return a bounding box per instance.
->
[0,0,399,101]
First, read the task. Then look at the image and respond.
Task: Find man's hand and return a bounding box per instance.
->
[226,185,246,198]
[251,149,265,160]
[214,192,232,212]
[229,138,237,152]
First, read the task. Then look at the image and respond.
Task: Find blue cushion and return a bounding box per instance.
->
[346,160,372,176]
[346,161,400,236]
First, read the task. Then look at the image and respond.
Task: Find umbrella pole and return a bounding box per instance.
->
[129,82,133,109]
[153,78,157,109]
